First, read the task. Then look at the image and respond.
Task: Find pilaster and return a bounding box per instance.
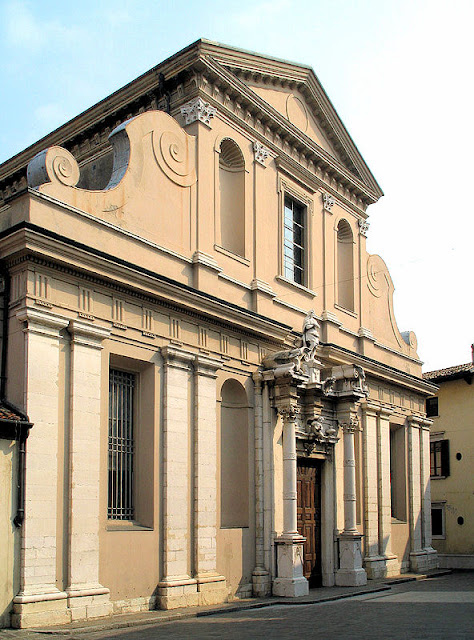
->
[13,307,70,628]
[158,346,197,609]
[378,407,398,576]
[66,320,112,621]
[192,354,227,605]
[252,373,271,596]
[361,403,380,577]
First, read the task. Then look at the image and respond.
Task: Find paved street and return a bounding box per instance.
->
[2,572,473,640]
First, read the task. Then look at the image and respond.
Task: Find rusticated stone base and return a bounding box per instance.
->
[409,548,438,573]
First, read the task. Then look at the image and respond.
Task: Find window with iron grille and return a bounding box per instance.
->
[283,195,306,285]
[108,369,135,520]
[430,439,450,478]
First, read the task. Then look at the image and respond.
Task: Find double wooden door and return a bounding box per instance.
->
[297,458,322,587]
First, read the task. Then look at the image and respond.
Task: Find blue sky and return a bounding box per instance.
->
[1,0,472,370]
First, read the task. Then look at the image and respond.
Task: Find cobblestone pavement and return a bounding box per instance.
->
[2,572,473,640]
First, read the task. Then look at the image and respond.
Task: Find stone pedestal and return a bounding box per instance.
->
[336,533,367,586]
[272,536,309,597]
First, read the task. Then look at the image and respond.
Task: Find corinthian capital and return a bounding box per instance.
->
[339,417,359,433]
[180,97,216,127]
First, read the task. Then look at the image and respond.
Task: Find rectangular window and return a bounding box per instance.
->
[430,439,450,477]
[283,195,306,285]
[390,425,407,521]
[426,396,438,417]
[108,369,135,520]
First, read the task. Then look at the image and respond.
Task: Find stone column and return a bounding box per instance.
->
[158,346,196,609]
[13,308,70,628]
[378,408,398,576]
[273,406,309,598]
[193,354,227,604]
[66,320,112,621]
[252,373,271,596]
[361,403,382,578]
[336,417,367,586]
[262,372,275,579]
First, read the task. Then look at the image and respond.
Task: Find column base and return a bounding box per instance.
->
[409,548,438,573]
[157,575,228,609]
[364,555,399,579]
[67,587,112,622]
[12,591,69,629]
[196,574,228,606]
[252,568,271,597]
[336,533,367,586]
[273,535,309,598]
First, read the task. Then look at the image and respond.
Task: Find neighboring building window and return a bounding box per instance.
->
[426,396,438,417]
[108,369,135,520]
[430,439,450,478]
[219,138,245,256]
[431,503,445,538]
[336,219,354,311]
[283,195,306,285]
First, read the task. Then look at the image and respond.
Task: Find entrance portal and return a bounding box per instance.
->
[297,458,322,587]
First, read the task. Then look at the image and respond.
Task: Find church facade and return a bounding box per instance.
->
[0,40,437,628]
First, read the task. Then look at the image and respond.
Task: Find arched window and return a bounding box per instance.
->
[219,139,245,257]
[337,219,354,311]
[220,379,249,528]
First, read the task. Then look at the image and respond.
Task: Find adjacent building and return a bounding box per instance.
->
[424,354,474,569]
[0,40,438,628]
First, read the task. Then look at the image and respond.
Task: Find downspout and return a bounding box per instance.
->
[0,270,31,527]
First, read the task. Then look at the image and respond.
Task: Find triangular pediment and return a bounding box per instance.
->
[197,40,383,198]
[246,83,342,161]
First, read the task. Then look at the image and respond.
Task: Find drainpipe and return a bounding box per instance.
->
[0,270,32,527]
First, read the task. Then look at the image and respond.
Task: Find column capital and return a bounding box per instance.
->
[194,353,223,377]
[360,401,379,418]
[180,97,216,128]
[17,306,69,337]
[407,414,424,428]
[340,417,359,433]
[161,345,194,370]
[68,319,110,349]
[277,405,300,423]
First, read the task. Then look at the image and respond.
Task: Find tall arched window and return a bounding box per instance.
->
[219,139,245,257]
[337,219,354,311]
[220,379,249,528]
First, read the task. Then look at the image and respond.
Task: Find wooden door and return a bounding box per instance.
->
[297,459,322,587]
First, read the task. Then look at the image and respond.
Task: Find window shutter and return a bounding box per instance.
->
[441,439,450,477]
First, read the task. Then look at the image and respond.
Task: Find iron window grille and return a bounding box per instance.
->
[283,195,306,285]
[108,369,135,520]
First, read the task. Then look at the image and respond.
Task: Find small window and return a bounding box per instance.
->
[108,369,135,520]
[283,195,306,285]
[390,425,407,521]
[431,504,445,538]
[430,439,450,478]
[426,396,438,417]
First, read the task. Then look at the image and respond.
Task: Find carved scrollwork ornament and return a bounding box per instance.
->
[27,146,80,189]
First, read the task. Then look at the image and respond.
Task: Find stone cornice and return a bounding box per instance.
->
[195,57,379,206]
[2,221,292,345]
[319,342,437,396]
[0,40,382,212]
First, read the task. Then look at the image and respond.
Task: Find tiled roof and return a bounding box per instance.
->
[423,363,474,381]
